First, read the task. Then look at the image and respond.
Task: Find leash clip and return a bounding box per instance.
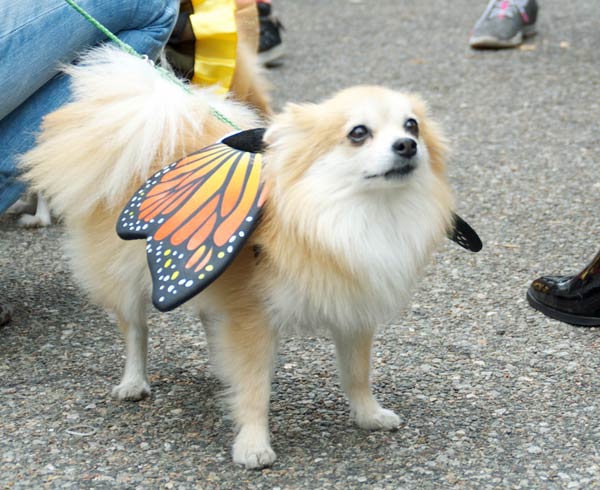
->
[140,54,155,67]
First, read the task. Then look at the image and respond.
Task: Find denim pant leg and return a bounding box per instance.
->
[0,0,179,213]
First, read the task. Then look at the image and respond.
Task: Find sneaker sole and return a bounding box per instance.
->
[526,289,600,326]
[259,43,285,67]
[469,25,536,49]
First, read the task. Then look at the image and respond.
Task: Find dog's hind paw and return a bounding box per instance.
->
[17,213,52,228]
[111,380,151,401]
[354,407,400,431]
[232,427,276,469]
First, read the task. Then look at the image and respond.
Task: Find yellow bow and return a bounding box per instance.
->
[190,0,238,94]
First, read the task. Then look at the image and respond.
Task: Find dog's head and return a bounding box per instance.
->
[263,86,449,200]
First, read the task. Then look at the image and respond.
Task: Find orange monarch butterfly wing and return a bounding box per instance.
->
[117,129,267,312]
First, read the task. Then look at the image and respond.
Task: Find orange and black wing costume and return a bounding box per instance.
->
[117,129,267,311]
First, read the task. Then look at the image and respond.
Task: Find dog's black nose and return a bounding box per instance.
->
[392,138,417,158]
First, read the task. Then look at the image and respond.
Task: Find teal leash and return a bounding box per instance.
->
[64,0,241,131]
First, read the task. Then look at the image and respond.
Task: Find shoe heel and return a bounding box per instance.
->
[522,24,537,37]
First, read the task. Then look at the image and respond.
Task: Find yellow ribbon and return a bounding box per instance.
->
[190,0,238,94]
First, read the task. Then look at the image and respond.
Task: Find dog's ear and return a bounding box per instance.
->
[262,102,346,186]
[264,103,322,147]
[407,94,448,176]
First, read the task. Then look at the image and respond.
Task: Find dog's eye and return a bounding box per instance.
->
[404,118,419,137]
[347,125,371,144]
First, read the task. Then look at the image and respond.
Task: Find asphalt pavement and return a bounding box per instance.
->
[1,0,599,488]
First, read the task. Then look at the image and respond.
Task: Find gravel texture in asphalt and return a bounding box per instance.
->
[1,0,599,488]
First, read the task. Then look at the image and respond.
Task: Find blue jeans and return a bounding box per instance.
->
[0,0,179,213]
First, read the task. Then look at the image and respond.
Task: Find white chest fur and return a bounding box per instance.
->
[264,178,451,334]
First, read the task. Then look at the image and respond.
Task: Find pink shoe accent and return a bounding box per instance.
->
[498,0,510,19]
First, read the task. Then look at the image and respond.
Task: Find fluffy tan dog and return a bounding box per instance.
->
[23,47,454,469]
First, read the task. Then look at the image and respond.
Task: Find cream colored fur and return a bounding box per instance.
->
[22,46,454,469]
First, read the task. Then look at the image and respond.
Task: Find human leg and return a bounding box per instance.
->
[0,0,179,118]
[0,0,179,213]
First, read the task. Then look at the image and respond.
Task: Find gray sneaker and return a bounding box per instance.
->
[469,0,538,49]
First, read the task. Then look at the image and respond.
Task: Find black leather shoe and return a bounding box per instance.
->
[0,303,12,327]
[527,251,600,326]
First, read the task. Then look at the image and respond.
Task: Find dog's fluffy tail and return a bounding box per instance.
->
[22,46,254,222]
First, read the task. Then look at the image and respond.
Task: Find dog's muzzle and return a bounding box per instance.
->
[383,138,418,179]
[392,137,417,159]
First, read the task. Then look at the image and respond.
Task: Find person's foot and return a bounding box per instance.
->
[469,0,538,49]
[0,303,13,327]
[527,251,600,326]
[257,2,285,67]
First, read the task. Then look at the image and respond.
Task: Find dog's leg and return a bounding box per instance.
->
[332,327,400,430]
[17,192,52,228]
[212,310,278,469]
[198,311,226,381]
[111,302,150,401]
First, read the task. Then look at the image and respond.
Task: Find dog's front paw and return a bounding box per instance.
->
[232,427,276,469]
[354,406,400,431]
[17,213,52,228]
[111,379,151,401]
